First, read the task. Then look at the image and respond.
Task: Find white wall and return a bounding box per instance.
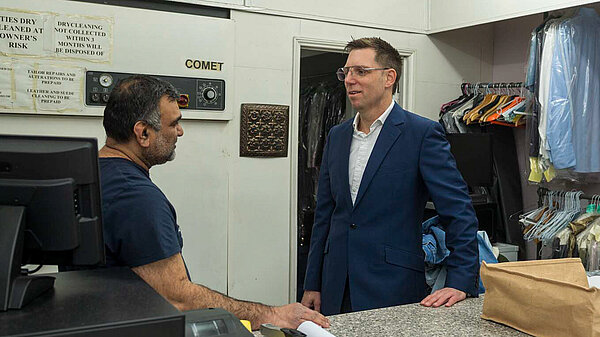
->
[492,14,542,83]
[430,0,599,33]
[1,1,494,307]
[247,0,427,32]
[491,14,543,216]
[169,0,428,32]
[0,0,231,294]
[228,11,494,304]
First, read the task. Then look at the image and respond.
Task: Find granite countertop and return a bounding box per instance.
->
[253,296,529,336]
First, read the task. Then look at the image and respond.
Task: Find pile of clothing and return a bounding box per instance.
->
[422,216,498,294]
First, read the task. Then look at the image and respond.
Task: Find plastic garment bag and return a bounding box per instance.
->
[546,8,600,172]
[568,8,600,172]
[545,19,575,169]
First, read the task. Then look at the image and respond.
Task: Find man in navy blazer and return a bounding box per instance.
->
[301,37,479,315]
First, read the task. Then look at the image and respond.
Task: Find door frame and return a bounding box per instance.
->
[288,37,415,302]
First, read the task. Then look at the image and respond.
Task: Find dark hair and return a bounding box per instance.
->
[345,37,402,92]
[103,75,179,143]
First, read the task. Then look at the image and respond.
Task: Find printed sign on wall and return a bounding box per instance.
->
[0,60,84,113]
[53,14,112,62]
[0,9,48,56]
[0,62,12,106]
[0,8,113,62]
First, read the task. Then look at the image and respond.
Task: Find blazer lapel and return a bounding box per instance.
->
[353,104,405,209]
[336,121,354,209]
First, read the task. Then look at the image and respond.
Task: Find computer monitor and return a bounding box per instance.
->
[0,135,105,311]
[446,133,494,187]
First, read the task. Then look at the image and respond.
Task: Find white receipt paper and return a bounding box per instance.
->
[297,321,337,337]
[588,276,600,288]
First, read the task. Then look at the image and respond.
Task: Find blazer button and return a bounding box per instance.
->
[350,224,358,229]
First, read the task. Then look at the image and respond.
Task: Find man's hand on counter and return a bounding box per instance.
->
[300,290,321,312]
[269,302,330,329]
[420,287,466,308]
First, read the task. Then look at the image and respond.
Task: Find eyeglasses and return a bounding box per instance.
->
[336,66,391,81]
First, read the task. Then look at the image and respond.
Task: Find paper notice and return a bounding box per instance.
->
[0,8,112,61]
[13,61,83,112]
[53,14,112,62]
[297,321,337,337]
[0,9,48,57]
[0,61,12,108]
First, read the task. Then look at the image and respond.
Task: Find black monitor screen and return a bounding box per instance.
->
[0,134,105,311]
[446,133,493,187]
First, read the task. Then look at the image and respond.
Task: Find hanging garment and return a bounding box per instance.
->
[566,8,600,172]
[454,94,482,133]
[526,23,545,157]
[439,92,473,133]
[545,16,576,169]
[538,19,560,168]
[568,213,599,257]
[306,88,327,169]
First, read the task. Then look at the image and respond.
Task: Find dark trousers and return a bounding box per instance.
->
[340,276,352,313]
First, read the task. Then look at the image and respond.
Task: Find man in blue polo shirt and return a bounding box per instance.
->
[99,75,328,330]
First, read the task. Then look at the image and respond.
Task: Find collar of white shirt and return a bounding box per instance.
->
[352,100,395,134]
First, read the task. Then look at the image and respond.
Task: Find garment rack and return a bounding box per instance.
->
[463,82,524,90]
[536,186,596,206]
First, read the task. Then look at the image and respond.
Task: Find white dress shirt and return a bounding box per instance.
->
[349,100,395,205]
[538,19,559,166]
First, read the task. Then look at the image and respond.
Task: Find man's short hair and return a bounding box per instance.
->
[345,37,403,93]
[103,75,179,143]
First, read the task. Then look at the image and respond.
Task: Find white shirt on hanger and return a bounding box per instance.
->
[538,20,560,166]
[348,100,394,205]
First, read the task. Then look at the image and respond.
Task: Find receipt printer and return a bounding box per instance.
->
[184,308,253,337]
[260,323,306,337]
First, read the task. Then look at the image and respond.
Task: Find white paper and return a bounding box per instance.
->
[13,61,84,112]
[0,9,47,56]
[297,321,337,337]
[53,14,112,62]
[0,9,112,61]
[588,275,600,289]
[0,61,13,108]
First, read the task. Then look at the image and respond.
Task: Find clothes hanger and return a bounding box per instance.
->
[540,191,582,242]
[523,191,556,240]
[468,84,505,124]
[520,190,551,230]
[481,84,515,122]
[485,85,525,123]
[528,191,567,241]
[530,191,566,241]
[463,84,496,122]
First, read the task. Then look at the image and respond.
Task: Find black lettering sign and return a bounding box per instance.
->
[185,59,224,71]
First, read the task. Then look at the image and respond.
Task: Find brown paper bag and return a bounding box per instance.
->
[480,258,600,337]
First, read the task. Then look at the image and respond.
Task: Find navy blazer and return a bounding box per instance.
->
[304,103,479,315]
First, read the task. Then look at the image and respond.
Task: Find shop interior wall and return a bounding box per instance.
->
[491,14,543,213]
[167,0,428,32]
[227,10,494,305]
[491,4,600,213]
[490,4,600,259]
[0,0,231,294]
[0,1,494,306]
[429,0,598,33]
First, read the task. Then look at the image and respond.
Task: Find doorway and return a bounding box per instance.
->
[289,38,414,302]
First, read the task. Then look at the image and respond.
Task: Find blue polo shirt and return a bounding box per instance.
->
[99,157,189,277]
